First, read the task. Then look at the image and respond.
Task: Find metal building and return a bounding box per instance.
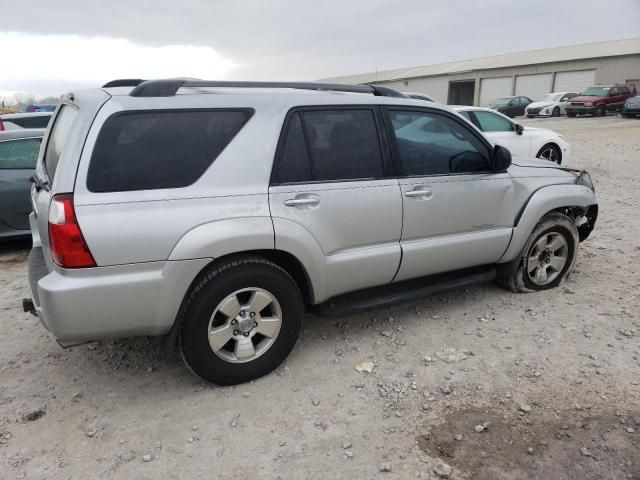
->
[321,38,640,106]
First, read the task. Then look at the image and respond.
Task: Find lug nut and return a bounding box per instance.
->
[250,312,256,317]
[244,332,250,337]
[231,319,237,325]
[239,311,246,317]
[253,322,258,328]
[233,330,239,336]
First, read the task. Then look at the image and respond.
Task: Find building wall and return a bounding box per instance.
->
[376,54,640,105]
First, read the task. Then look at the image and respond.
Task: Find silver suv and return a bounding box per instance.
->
[26,79,598,385]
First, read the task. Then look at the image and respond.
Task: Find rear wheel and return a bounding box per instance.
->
[497,212,579,293]
[179,257,303,385]
[536,143,562,164]
[552,107,560,117]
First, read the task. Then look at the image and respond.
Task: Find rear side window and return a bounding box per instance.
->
[473,111,514,132]
[273,113,312,184]
[44,105,77,180]
[0,138,42,169]
[87,109,253,192]
[11,115,51,129]
[273,108,384,184]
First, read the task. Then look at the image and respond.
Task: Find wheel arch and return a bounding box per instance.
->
[499,184,597,264]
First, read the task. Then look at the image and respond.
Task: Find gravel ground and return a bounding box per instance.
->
[1,115,639,480]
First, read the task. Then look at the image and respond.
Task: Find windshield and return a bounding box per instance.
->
[536,93,562,102]
[491,98,511,105]
[580,87,610,96]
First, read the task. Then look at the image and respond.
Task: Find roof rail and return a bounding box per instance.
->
[102,79,146,88]
[128,80,408,98]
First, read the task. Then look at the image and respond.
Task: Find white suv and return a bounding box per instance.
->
[26,79,598,385]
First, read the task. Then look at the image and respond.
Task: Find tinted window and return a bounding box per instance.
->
[274,113,312,184]
[87,109,252,192]
[389,110,491,176]
[0,138,42,169]
[473,111,514,132]
[609,87,619,95]
[301,109,383,181]
[44,105,77,180]
[11,115,51,129]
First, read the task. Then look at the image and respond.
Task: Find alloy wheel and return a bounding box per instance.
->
[526,232,569,286]
[207,287,282,363]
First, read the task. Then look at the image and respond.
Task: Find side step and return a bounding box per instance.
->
[313,266,496,317]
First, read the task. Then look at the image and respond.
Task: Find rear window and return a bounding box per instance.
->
[10,115,51,129]
[0,138,42,169]
[87,109,252,192]
[44,105,78,180]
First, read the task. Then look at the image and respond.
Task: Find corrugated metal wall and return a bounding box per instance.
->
[377,54,640,105]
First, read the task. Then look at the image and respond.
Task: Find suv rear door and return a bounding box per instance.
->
[269,106,402,301]
[384,107,516,281]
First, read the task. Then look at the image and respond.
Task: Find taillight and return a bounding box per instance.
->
[0,118,4,131]
[48,194,96,268]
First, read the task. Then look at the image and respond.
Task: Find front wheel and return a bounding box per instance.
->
[552,107,560,117]
[537,143,562,164]
[497,212,579,293]
[179,257,303,385]
[594,104,606,117]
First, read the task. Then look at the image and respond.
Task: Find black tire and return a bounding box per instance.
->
[526,115,535,118]
[552,107,560,117]
[178,256,303,385]
[567,112,577,118]
[536,143,562,164]
[496,212,579,293]
[594,104,606,117]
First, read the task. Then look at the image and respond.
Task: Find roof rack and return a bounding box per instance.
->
[102,79,146,88]
[128,79,408,98]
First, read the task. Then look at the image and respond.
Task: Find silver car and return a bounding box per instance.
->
[26,80,598,385]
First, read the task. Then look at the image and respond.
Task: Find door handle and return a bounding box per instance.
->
[284,197,320,207]
[405,188,433,198]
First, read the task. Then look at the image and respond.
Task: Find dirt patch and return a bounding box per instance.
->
[418,408,640,480]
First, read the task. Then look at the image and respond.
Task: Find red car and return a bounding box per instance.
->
[565,84,637,117]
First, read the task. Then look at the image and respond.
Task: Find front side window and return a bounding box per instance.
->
[44,105,77,180]
[87,109,252,192]
[0,138,42,169]
[389,110,491,176]
[473,111,514,132]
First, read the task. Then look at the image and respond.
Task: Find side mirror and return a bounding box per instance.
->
[515,123,524,135]
[492,145,512,172]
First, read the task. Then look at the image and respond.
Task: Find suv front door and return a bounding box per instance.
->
[269,107,402,301]
[384,108,516,281]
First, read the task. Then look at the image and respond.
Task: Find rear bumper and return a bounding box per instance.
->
[29,248,211,343]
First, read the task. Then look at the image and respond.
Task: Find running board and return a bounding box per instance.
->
[313,266,496,317]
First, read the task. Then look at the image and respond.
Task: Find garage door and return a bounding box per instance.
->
[553,70,596,93]
[479,77,513,106]
[515,73,553,100]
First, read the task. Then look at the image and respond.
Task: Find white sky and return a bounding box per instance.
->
[1,0,639,98]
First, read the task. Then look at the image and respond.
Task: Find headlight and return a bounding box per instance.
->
[575,171,595,192]
[584,102,593,107]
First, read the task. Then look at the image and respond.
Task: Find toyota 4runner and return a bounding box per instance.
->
[26,79,598,385]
